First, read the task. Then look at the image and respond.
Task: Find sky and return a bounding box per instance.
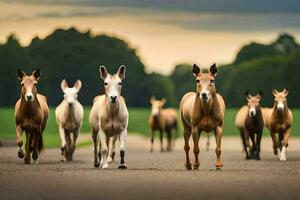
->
[0,1,300,74]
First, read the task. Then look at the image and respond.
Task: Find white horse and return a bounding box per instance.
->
[55,79,84,161]
[89,65,128,169]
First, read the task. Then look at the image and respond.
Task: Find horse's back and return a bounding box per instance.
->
[235,105,248,129]
[216,93,225,118]
[89,95,105,131]
[37,94,49,132]
[162,108,178,128]
[180,92,196,128]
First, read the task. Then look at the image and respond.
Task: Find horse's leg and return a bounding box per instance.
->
[150,129,154,152]
[99,129,109,169]
[16,125,24,158]
[249,132,256,159]
[108,136,117,163]
[92,128,99,168]
[64,130,72,161]
[31,132,40,164]
[58,126,66,162]
[206,134,210,152]
[270,132,280,158]
[24,132,31,164]
[256,131,262,160]
[160,129,164,152]
[183,126,192,170]
[240,129,250,159]
[166,129,172,152]
[71,128,79,157]
[118,129,127,169]
[214,126,223,170]
[192,127,200,170]
[280,128,291,161]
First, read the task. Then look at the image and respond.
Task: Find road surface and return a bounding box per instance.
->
[1,135,300,200]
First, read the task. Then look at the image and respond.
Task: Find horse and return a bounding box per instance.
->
[235,91,264,160]
[262,89,293,161]
[149,97,178,152]
[180,64,225,170]
[14,69,49,164]
[89,65,128,169]
[55,79,84,161]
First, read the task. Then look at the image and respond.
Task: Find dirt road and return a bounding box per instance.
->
[1,135,300,200]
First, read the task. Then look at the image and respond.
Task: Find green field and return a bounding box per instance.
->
[1,107,299,148]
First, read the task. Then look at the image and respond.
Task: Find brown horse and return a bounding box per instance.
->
[14,69,49,164]
[235,91,264,160]
[149,97,178,152]
[180,64,225,170]
[262,89,293,161]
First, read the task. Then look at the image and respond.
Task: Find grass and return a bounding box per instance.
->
[1,107,299,148]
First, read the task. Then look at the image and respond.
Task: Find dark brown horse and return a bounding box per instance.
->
[14,69,49,164]
[236,91,264,160]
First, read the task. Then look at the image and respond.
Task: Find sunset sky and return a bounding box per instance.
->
[0,0,300,74]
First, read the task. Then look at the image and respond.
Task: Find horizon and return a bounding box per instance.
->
[0,1,300,74]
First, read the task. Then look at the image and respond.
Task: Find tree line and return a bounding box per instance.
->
[0,28,299,107]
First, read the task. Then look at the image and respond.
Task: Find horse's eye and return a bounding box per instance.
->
[119,82,122,85]
[196,80,200,84]
[21,83,24,86]
[210,80,215,84]
[104,82,108,85]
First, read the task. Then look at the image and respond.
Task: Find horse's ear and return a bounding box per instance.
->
[17,69,26,81]
[245,90,251,100]
[192,64,201,77]
[32,69,40,81]
[161,98,167,106]
[60,79,69,92]
[283,88,289,96]
[272,89,278,96]
[209,63,218,77]
[258,90,263,100]
[150,96,155,104]
[74,79,82,92]
[117,65,126,80]
[99,65,108,80]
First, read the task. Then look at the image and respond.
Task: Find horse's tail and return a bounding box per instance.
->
[38,135,44,152]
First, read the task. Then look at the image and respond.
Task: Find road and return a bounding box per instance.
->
[1,135,300,200]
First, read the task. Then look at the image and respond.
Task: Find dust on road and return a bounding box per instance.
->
[1,135,300,200]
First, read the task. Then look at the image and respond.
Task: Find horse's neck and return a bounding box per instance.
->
[20,95,41,115]
[64,102,76,121]
[194,93,218,117]
[106,98,120,117]
[272,104,288,124]
[253,109,263,123]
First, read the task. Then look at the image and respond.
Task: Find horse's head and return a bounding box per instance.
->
[60,79,82,107]
[273,89,289,112]
[193,63,218,103]
[246,90,263,118]
[99,65,126,104]
[17,69,40,102]
[150,96,166,117]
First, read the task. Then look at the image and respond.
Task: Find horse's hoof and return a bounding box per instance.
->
[185,163,192,170]
[101,163,109,169]
[32,152,38,160]
[33,160,39,164]
[118,164,127,170]
[94,162,100,168]
[18,151,25,159]
[216,167,222,171]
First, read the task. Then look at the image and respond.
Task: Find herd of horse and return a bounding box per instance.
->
[14,64,293,170]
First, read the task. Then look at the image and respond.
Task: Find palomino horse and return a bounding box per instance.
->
[235,91,264,160]
[14,69,49,164]
[89,65,128,169]
[180,64,225,170]
[149,97,178,152]
[262,89,293,161]
[55,79,84,161]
